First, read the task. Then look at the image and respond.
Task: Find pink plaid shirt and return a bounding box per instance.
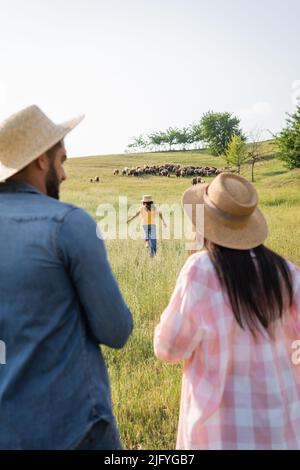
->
[154,251,300,450]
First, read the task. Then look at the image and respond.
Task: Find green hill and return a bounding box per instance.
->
[61,147,300,450]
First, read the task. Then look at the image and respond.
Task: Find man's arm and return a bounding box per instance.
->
[58,207,133,349]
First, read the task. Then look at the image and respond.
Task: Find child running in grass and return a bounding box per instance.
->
[127,195,166,257]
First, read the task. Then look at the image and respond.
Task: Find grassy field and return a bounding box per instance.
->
[62,145,300,449]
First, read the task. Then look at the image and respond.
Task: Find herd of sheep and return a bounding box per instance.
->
[89,164,225,185]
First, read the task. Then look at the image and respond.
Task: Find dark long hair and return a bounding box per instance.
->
[205,240,294,337]
[143,202,153,212]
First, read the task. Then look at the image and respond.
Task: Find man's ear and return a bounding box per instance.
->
[35,153,50,171]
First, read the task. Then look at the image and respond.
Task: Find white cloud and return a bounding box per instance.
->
[239,101,272,119]
[237,102,273,139]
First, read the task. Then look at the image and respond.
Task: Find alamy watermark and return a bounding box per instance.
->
[0,340,6,365]
[95,197,204,251]
[291,340,300,366]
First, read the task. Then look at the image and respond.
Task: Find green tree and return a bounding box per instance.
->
[225,135,248,174]
[148,131,166,151]
[175,127,191,151]
[247,130,264,182]
[198,111,245,156]
[190,123,204,149]
[127,134,147,152]
[165,127,178,151]
[276,104,300,169]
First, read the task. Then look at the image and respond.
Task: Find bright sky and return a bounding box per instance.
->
[0,0,299,157]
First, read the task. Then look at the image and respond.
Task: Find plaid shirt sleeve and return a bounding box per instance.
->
[289,262,300,334]
[154,253,208,362]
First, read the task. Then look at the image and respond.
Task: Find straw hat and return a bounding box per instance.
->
[0,105,84,182]
[141,195,153,203]
[182,172,268,250]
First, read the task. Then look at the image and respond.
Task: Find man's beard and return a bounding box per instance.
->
[46,161,60,200]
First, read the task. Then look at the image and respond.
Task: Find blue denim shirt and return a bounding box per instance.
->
[0,181,133,449]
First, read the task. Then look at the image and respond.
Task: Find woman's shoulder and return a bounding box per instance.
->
[186,249,212,267]
[176,250,221,299]
[286,259,300,273]
[180,250,214,280]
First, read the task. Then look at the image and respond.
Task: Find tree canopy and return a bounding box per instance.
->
[198,111,245,156]
[127,111,244,154]
[224,134,248,174]
[276,104,300,169]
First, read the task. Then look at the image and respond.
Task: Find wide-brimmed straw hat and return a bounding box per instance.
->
[141,195,153,203]
[0,105,84,182]
[182,172,268,250]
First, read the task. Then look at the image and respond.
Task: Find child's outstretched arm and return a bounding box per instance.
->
[127,210,140,224]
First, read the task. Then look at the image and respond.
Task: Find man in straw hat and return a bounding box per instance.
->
[0,105,133,449]
[154,173,300,449]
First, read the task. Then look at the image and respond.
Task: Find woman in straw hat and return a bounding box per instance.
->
[127,195,166,257]
[154,172,300,450]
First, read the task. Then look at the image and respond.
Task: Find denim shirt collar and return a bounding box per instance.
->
[0,181,43,195]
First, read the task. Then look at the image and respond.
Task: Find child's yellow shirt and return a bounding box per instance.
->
[140,205,157,225]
